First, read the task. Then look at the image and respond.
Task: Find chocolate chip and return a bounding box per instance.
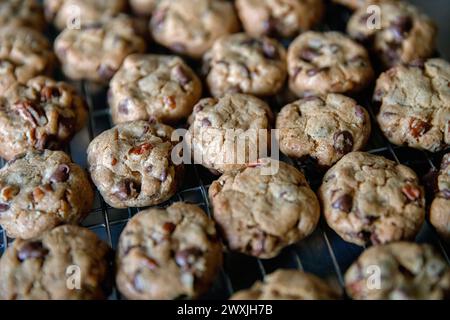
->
[441,189,450,200]
[173,65,192,86]
[333,131,354,154]
[0,203,9,212]
[162,222,176,234]
[175,248,202,270]
[355,105,366,119]
[332,194,353,213]
[50,164,70,183]
[402,185,421,202]
[262,41,278,60]
[299,48,320,62]
[262,17,277,36]
[201,118,211,127]
[40,86,61,101]
[409,118,431,138]
[114,179,140,200]
[17,241,48,261]
[97,64,116,80]
[118,99,129,115]
[391,16,413,42]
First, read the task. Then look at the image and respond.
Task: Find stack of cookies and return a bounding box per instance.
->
[0,0,448,301]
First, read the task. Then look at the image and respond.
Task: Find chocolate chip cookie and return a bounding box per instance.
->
[0,26,55,95]
[186,94,273,174]
[0,150,94,239]
[276,94,371,167]
[345,242,450,300]
[374,58,450,152]
[116,202,222,300]
[0,225,112,300]
[150,0,240,59]
[87,120,182,209]
[235,0,324,38]
[231,269,339,300]
[430,153,450,240]
[347,1,437,69]
[203,33,287,98]
[109,54,202,125]
[287,31,374,97]
[209,159,320,259]
[0,0,46,31]
[0,76,88,161]
[319,152,425,246]
[130,0,158,16]
[44,0,127,30]
[54,14,146,83]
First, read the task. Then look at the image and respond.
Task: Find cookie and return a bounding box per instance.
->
[287,31,374,97]
[0,225,111,300]
[87,120,182,209]
[186,94,273,174]
[54,14,146,83]
[0,0,46,31]
[430,153,450,240]
[130,0,158,16]
[0,26,55,95]
[44,0,127,30]
[345,242,450,300]
[0,150,94,239]
[332,0,397,10]
[203,33,287,98]
[347,1,437,69]
[319,152,425,246]
[209,159,320,259]
[231,269,339,300]
[109,54,202,125]
[116,202,222,300]
[235,0,324,38]
[0,76,88,161]
[150,0,240,59]
[276,94,371,167]
[374,58,450,152]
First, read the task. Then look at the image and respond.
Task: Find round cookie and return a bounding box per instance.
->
[231,269,339,300]
[332,0,397,11]
[0,26,55,95]
[345,242,450,300]
[109,54,202,125]
[130,0,158,16]
[150,0,240,59]
[347,1,436,69]
[116,202,222,300]
[203,33,287,98]
[374,58,450,152]
[319,152,425,246]
[44,0,127,30]
[0,76,88,161]
[235,0,324,38]
[0,0,46,31]
[430,153,450,240]
[287,31,374,97]
[209,159,320,259]
[186,94,273,174]
[0,225,112,300]
[54,14,146,83]
[87,120,182,209]
[0,150,94,239]
[276,94,371,167]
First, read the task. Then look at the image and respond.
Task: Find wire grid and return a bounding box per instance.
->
[0,1,448,300]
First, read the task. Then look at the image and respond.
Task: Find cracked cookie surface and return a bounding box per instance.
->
[0,225,111,300]
[347,1,436,69]
[87,120,182,209]
[0,150,94,239]
[235,0,324,38]
[319,152,425,246]
[150,0,240,59]
[0,26,55,95]
[430,153,450,240]
[231,269,339,300]
[44,0,127,30]
[287,31,374,97]
[345,242,450,300]
[374,58,450,152]
[186,94,273,174]
[209,159,320,259]
[276,94,371,166]
[116,202,222,300]
[0,76,88,161]
[0,0,46,31]
[203,33,287,98]
[109,54,202,125]
[54,14,146,83]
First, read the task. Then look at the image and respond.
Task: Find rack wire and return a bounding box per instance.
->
[0,1,448,300]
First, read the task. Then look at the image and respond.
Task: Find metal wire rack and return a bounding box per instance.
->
[0,1,449,300]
